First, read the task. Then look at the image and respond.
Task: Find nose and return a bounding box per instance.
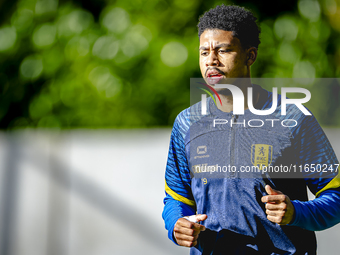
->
[206,51,219,66]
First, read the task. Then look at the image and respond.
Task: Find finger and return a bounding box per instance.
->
[266,202,287,211]
[180,220,205,231]
[174,232,198,242]
[192,222,206,231]
[184,214,207,230]
[174,225,201,236]
[177,240,197,248]
[175,214,208,231]
[176,218,192,228]
[266,209,285,217]
[265,185,283,195]
[266,215,282,224]
[262,194,286,203]
[177,218,199,228]
[195,214,208,222]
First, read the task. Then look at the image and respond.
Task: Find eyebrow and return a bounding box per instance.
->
[199,43,232,50]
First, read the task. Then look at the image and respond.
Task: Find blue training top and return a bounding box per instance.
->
[162,84,340,254]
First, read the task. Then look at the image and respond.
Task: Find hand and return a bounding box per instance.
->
[174,214,207,247]
[261,185,295,225]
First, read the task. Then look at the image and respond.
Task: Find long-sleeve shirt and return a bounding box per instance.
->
[162,84,340,254]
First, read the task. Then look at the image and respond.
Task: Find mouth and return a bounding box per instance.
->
[206,71,224,85]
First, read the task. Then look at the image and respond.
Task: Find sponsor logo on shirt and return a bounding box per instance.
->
[197,145,207,154]
[194,145,210,159]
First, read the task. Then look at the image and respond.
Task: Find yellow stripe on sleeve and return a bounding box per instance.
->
[316,171,340,198]
[165,180,196,207]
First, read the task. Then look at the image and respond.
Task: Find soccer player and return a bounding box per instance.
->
[162,4,340,255]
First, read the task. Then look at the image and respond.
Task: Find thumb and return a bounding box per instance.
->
[195,214,208,222]
[194,214,207,232]
[265,185,282,195]
[184,214,207,223]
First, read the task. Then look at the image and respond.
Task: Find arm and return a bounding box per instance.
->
[290,115,340,230]
[262,183,340,231]
[162,115,200,244]
[263,114,340,230]
[162,194,196,243]
[290,187,340,231]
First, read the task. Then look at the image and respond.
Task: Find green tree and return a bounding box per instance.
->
[0,0,339,129]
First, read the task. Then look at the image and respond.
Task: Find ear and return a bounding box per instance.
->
[246,47,257,66]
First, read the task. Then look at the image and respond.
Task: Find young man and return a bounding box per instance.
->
[163,5,340,254]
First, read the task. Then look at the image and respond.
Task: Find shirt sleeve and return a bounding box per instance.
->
[162,115,196,244]
[288,114,340,231]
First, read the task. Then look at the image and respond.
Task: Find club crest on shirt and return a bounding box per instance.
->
[251,144,273,170]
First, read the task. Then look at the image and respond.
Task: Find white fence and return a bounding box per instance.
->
[0,128,339,255]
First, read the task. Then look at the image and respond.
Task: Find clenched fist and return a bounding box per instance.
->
[174,214,207,247]
[261,185,295,225]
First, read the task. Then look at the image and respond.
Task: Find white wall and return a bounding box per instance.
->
[0,128,339,255]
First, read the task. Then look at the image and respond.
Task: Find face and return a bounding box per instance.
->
[199,29,254,86]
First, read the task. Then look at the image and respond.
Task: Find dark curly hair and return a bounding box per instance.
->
[198,4,261,49]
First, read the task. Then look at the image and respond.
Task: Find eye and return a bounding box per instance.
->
[218,49,231,54]
[200,51,209,56]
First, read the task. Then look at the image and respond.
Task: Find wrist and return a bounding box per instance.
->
[286,200,299,226]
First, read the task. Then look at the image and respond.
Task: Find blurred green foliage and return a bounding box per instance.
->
[0,0,339,129]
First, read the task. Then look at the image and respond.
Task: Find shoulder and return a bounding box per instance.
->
[254,84,320,139]
[172,100,208,139]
